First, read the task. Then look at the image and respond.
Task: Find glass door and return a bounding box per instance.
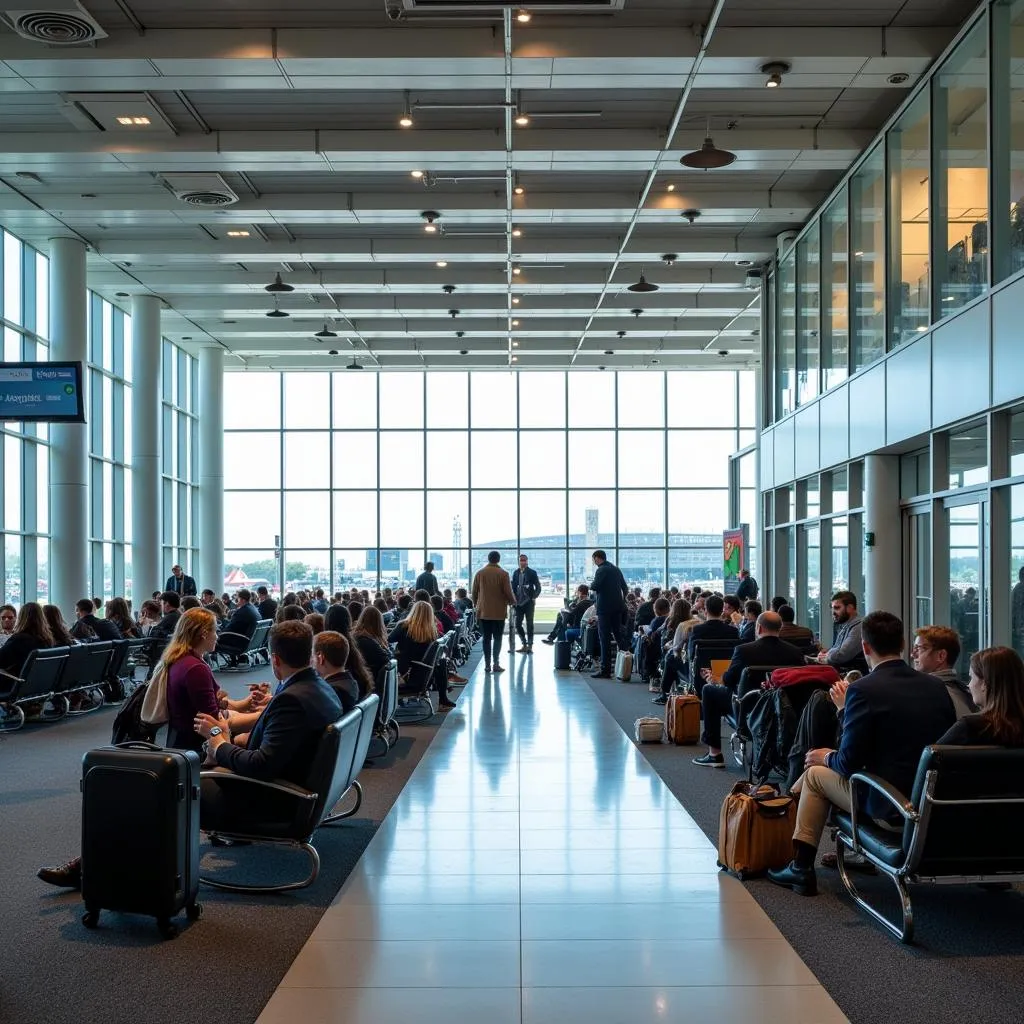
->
[904,507,931,632]
[947,497,989,680]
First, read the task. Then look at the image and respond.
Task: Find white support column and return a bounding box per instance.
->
[48,236,89,615]
[131,294,162,599]
[197,346,224,594]
[864,453,901,615]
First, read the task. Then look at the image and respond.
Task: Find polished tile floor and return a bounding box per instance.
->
[258,647,847,1024]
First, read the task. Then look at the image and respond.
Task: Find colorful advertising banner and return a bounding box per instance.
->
[723,525,749,596]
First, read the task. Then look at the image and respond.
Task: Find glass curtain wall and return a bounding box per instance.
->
[776,251,797,418]
[160,341,199,582]
[223,370,754,599]
[851,144,887,370]
[821,190,850,391]
[796,223,820,405]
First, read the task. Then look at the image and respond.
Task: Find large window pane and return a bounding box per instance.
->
[851,144,886,370]
[618,371,664,427]
[225,492,279,547]
[669,541,720,587]
[333,371,377,428]
[333,491,377,546]
[427,491,469,548]
[568,431,616,487]
[285,492,329,546]
[668,489,729,535]
[949,502,984,679]
[520,490,567,546]
[471,371,516,427]
[888,92,930,345]
[471,490,517,546]
[284,371,329,428]
[934,20,989,315]
[617,549,666,589]
[519,371,565,427]
[520,430,566,488]
[380,431,424,489]
[380,372,423,428]
[617,430,664,487]
[821,188,849,389]
[569,490,615,547]
[668,371,735,427]
[284,431,329,488]
[1002,1,1024,281]
[426,431,468,488]
[776,249,796,416]
[426,372,468,427]
[796,224,820,405]
[380,491,423,546]
[569,372,614,426]
[472,431,517,488]
[225,372,279,429]
[668,430,734,488]
[1012,485,1024,657]
[948,421,988,488]
[333,431,377,488]
[619,490,665,544]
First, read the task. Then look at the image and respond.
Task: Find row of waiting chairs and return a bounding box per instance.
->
[0,637,161,732]
[210,619,273,671]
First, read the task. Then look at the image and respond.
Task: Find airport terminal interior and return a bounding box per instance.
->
[2,0,1024,1021]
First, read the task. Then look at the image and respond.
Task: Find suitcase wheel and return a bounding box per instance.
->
[81,909,100,930]
[186,902,203,922]
[157,918,179,940]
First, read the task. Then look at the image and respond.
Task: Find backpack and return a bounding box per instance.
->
[110,683,158,745]
[748,687,798,783]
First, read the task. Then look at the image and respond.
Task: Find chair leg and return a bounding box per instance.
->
[200,838,321,893]
[321,781,363,825]
[836,835,915,943]
[0,703,26,732]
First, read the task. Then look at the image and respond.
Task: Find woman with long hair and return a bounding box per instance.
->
[160,608,221,751]
[105,596,140,639]
[389,600,454,710]
[938,646,1024,747]
[322,603,374,699]
[42,604,77,647]
[353,605,392,682]
[0,602,54,675]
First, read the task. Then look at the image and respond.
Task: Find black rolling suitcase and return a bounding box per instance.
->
[80,741,202,938]
[554,639,571,670]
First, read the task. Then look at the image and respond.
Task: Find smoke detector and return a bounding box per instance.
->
[160,172,239,207]
[3,3,107,44]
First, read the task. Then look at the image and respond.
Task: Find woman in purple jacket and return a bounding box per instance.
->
[162,608,221,751]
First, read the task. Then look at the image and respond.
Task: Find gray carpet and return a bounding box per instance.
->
[0,652,479,1024]
[583,671,1024,1024]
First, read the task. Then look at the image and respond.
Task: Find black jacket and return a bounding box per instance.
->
[687,617,739,666]
[72,614,121,643]
[566,597,594,628]
[214,667,343,785]
[590,561,627,613]
[634,601,656,629]
[151,609,181,639]
[414,571,440,596]
[736,576,758,602]
[257,598,278,620]
[826,659,956,820]
[355,633,392,682]
[721,634,806,692]
[511,567,542,606]
[165,573,197,596]
[0,633,50,677]
[223,601,260,640]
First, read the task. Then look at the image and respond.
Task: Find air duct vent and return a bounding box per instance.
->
[3,3,107,44]
[399,0,623,11]
[160,173,239,208]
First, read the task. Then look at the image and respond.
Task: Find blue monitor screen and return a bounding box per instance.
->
[0,362,85,422]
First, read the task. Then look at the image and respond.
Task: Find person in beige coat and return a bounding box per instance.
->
[471,550,516,673]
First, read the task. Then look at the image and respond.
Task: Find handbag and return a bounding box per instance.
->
[634,717,663,743]
[140,660,169,725]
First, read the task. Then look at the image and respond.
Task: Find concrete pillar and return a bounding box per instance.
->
[131,294,162,599]
[864,453,902,615]
[197,346,224,594]
[48,236,89,615]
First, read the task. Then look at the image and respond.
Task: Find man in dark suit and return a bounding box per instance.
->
[255,584,278,620]
[777,603,815,646]
[215,588,261,663]
[768,611,956,896]
[589,549,628,678]
[70,598,122,642]
[165,564,197,597]
[691,612,806,767]
[738,600,762,642]
[414,562,440,597]
[633,588,661,631]
[736,569,758,602]
[543,584,592,644]
[686,594,739,678]
[150,591,182,639]
[511,554,542,653]
[195,620,344,831]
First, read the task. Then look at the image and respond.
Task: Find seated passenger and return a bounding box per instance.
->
[912,625,975,718]
[0,602,54,676]
[150,591,182,640]
[304,612,325,635]
[634,588,661,631]
[313,630,362,712]
[778,603,814,645]
[0,603,16,644]
[767,611,956,897]
[544,584,594,644]
[686,594,739,673]
[42,605,77,648]
[937,646,1024,747]
[163,609,221,752]
[389,600,455,711]
[722,594,743,626]
[105,597,141,639]
[432,593,458,633]
[137,599,163,636]
[814,591,868,674]
[738,600,762,642]
[353,605,393,682]
[71,598,121,643]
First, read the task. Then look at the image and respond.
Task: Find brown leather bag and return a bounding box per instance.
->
[717,781,796,879]
[665,693,700,744]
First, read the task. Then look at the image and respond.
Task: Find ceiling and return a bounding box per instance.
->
[0,0,979,370]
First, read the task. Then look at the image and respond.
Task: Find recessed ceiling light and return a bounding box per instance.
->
[516,9,532,23]
[512,227,522,238]
[115,291,129,297]
[422,210,441,233]
[411,170,424,179]
[512,341,519,347]
[512,266,522,276]
[436,260,448,268]
[226,229,250,238]
[515,112,530,127]
[512,319,520,326]
[512,297,520,304]
[513,184,526,196]
[511,355,518,362]
[666,183,676,192]
[116,115,151,126]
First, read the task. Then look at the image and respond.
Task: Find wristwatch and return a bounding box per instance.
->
[209,726,223,738]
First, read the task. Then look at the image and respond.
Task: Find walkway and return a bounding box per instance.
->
[257,648,846,1024]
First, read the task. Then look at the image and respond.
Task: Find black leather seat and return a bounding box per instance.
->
[833,745,1024,942]
[323,693,380,824]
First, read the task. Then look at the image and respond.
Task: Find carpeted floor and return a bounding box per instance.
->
[0,652,479,1024]
[582,670,1024,1024]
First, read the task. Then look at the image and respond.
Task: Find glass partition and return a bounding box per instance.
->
[776,250,797,417]
[821,188,850,390]
[996,0,1024,280]
[888,92,931,344]
[851,144,886,371]
[796,223,820,405]
[934,20,990,316]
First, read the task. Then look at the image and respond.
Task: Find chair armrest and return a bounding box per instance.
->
[0,668,24,685]
[199,769,318,802]
[216,632,249,645]
[848,772,917,821]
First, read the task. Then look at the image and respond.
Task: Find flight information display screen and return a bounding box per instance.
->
[0,362,85,422]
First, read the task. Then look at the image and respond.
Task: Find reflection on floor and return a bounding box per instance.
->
[257,647,847,1024]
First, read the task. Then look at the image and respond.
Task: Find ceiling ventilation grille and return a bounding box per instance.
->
[160,173,239,208]
[3,3,107,43]
[399,0,623,11]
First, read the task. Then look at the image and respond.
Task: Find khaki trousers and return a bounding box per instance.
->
[790,766,852,848]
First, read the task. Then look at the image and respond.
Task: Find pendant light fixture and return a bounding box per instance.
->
[628,270,659,293]
[399,91,414,129]
[346,357,363,370]
[265,272,294,293]
[680,120,736,170]
[314,322,338,340]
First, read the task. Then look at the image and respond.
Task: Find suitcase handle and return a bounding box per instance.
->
[114,741,163,751]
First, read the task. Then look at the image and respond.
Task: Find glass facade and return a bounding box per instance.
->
[223,369,754,596]
[161,341,199,582]
[768,1,1022,421]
